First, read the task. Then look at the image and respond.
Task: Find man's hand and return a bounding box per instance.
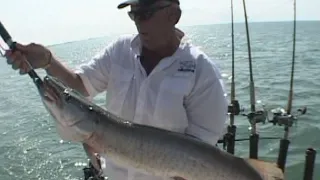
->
[4,43,52,74]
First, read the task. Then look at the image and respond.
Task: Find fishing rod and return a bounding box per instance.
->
[222,0,283,155]
[222,0,283,156]
[267,0,308,173]
[224,0,241,155]
[0,21,43,89]
[241,0,268,159]
[0,20,104,180]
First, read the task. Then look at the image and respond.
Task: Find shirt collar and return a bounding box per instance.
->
[130,34,142,55]
[130,28,189,58]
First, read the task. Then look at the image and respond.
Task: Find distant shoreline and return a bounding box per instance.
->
[48,20,319,47]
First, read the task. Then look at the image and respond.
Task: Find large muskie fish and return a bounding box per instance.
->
[38,75,284,180]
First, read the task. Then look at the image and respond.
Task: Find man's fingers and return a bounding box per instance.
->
[19,62,31,75]
[19,68,27,75]
[14,43,28,52]
[12,62,21,70]
[4,50,12,57]
[6,50,28,71]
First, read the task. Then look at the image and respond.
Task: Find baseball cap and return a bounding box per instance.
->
[117,0,180,9]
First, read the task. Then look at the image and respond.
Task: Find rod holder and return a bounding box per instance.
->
[249,133,259,159]
[303,148,316,180]
[277,138,290,172]
[225,125,237,154]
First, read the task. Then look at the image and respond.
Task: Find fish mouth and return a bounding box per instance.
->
[41,75,85,108]
[43,75,66,93]
[41,75,67,105]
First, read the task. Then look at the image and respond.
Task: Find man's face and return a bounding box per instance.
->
[128,1,175,49]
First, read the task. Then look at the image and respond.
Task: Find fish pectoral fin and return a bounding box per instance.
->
[245,159,284,180]
[83,143,102,171]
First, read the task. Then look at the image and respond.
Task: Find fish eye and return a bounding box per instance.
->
[63,89,69,95]
[63,89,71,101]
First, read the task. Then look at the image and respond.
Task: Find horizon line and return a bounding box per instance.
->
[47,20,319,47]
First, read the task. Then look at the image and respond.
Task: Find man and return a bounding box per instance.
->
[5,0,228,179]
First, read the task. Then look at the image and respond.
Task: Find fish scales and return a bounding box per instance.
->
[86,115,258,180]
[37,76,284,180]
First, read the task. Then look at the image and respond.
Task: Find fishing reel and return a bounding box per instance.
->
[241,104,268,125]
[268,106,307,127]
[228,99,241,115]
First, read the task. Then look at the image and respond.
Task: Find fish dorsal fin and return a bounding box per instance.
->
[245,159,284,180]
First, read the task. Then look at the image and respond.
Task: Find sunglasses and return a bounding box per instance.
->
[127,4,171,21]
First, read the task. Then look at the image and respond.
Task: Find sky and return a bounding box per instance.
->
[0,0,319,45]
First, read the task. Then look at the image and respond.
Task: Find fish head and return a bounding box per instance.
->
[40,75,97,141]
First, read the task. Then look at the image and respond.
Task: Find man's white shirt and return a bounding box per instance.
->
[68,33,228,180]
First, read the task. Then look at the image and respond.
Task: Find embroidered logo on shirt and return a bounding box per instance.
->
[178,61,196,73]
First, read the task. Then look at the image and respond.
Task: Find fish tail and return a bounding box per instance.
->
[245,159,284,180]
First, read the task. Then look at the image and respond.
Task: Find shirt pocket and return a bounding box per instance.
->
[106,64,134,115]
[153,73,192,133]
